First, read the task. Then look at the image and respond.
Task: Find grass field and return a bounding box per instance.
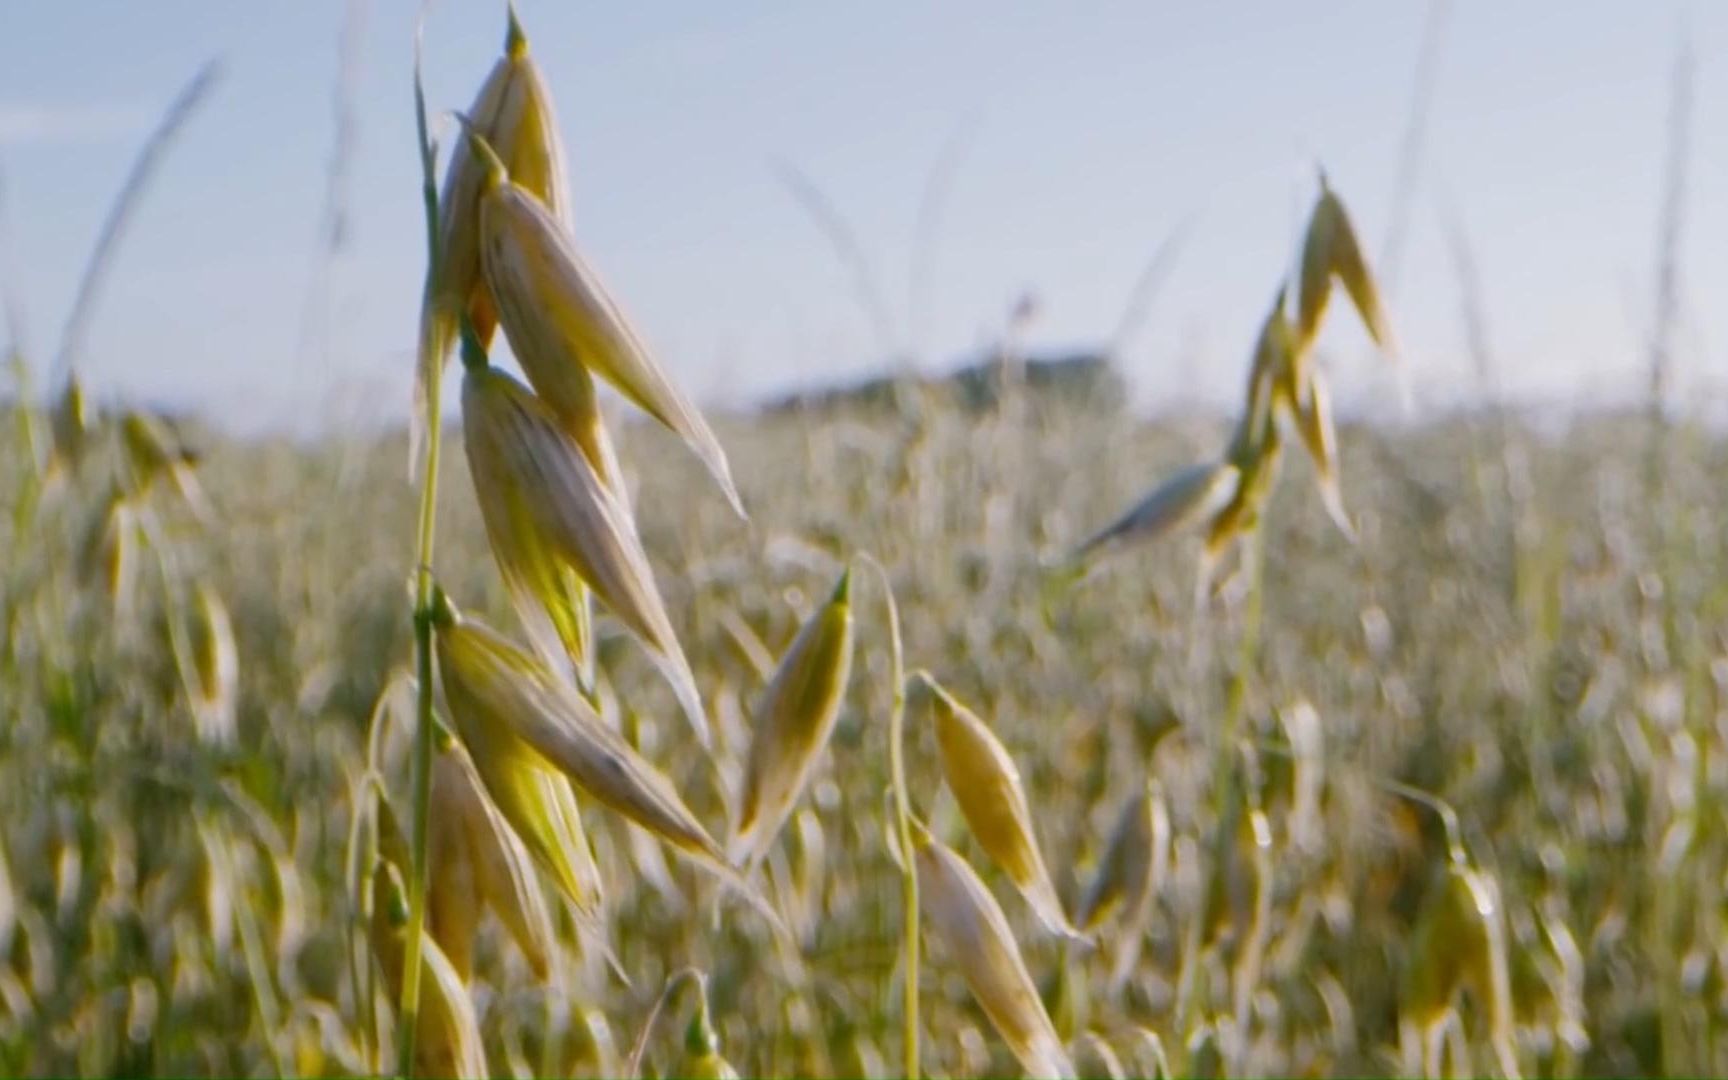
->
[4,378,1726,1077]
[2,6,1722,1077]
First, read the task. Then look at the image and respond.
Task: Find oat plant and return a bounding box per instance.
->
[1072,172,1394,1068]
[389,7,752,1072]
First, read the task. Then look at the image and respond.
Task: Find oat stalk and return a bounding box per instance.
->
[398,13,444,1076]
[859,553,917,1079]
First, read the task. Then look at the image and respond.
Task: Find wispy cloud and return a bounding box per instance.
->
[0,102,150,146]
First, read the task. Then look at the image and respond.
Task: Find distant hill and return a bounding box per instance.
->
[764,349,1126,415]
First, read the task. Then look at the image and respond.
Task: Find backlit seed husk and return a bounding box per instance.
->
[413,4,570,476]
[368,863,489,1080]
[426,743,558,982]
[731,569,854,870]
[911,819,1077,1080]
[435,611,606,922]
[1227,289,1294,466]
[439,9,568,346]
[1202,794,1273,947]
[427,752,483,980]
[922,674,1082,941]
[436,607,772,920]
[188,583,238,748]
[120,410,177,488]
[1201,424,1283,593]
[1289,369,1355,542]
[680,973,741,1080]
[1296,181,1393,355]
[441,744,555,980]
[1196,296,1291,591]
[78,491,143,610]
[473,149,745,517]
[1076,779,1169,935]
[1074,462,1241,563]
[119,410,211,518]
[48,375,88,472]
[462,364,709,744]
[1404,862,1511,1038]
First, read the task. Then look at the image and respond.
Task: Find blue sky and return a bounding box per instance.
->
[1,2,1724,432]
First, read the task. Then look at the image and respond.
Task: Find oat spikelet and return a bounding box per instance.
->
[1226,288,1295,466]
[462,368,593,690]
[463,364,709,745]
[119,410,211,521]
[911,819,1077,1080]
[1075,779,1171,991]
[78,489,143,611]
[435,603,779,929]
[1075,779,1169,934]
[426,751,484,981]
[1073,462,1241,564]
[428,742,555,982]
[446,744,556,980]
[467,134,745,517]
[1194,290,1299,591]
[48,374,88,474]
[918,673,1083,942]
[680,972,741,1080]
[1403,861,1515,1070]
[440,6,569,346]
[1288,369,1356,543]
[1296,177,1393,355]
[730,568,854,870]
[187,583,239,748]
[1200,423,1282,597]
[368,863,488,1080]
[412,3,571,477]
[433,605,606,926]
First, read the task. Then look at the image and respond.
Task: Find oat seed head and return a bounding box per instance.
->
[477,165,746,517]
[918,672,1084,942]
[434,606,608,925]
[462,365,710,745]
[1296,179,1394,356]
[730,567,855,871]
[1290,369,1357,543]
[412,3,571,477]
[1072,461,1242,564]
[1075,778,1167,936]
[188,582,239,748]
[368,862,489,1080]
[426,750,484,981]
[429,743,557,982]
[911,819,1077,1080]
[436,607,780,932]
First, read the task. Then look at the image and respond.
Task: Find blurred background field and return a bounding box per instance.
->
[4,373,1728,1075]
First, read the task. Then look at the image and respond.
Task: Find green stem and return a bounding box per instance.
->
[1222,525,1265,754]
[1175,526,1266,1062]
[341,773,377,1074]
[397,24,446,1077]
[860,554,918,1080]
[889,659,918,1080]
